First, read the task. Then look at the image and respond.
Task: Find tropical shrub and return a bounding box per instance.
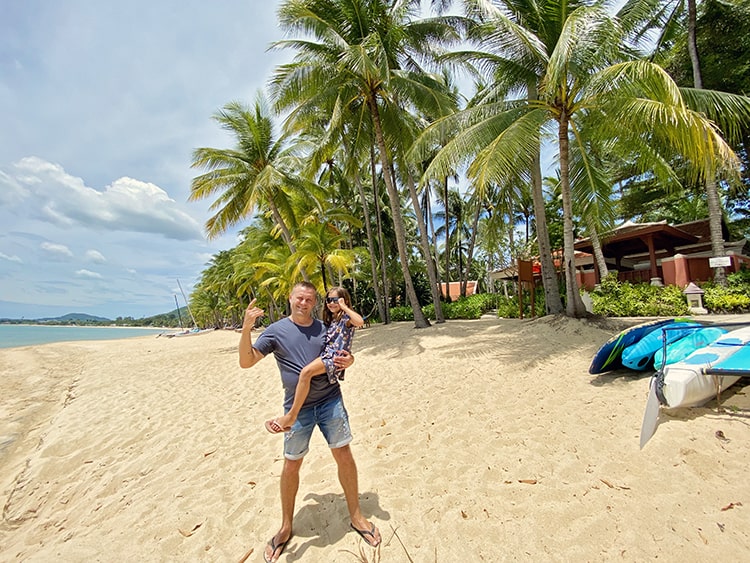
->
[590,275,690,317]
[701,270,750,313]
[389,306,414,322]
[425,298,483,319]
[392,293,508,321]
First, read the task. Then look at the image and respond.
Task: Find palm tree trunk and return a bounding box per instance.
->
[558,112,587,318]
[588,222,609,280]
[443,176,451,301]
[463,198,482,296]
[354,172,386,323]
[707,175,728,285]
[267,199,311,283]
[426,190,442,291]
[368,97,430,328]
[320,259,328,291]
[370,143,391,323]
[529,83,564,315]
[687,0,703,89]
[406,171,445,323]
[508,212,515,250]
[687,0,727,286]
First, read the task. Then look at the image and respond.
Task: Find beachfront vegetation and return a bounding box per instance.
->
[590,274,690,317]
[701,269,750,313]
[589,269,750,316]
[187,0,750,329]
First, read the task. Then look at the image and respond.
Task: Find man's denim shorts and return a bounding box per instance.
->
[283,394,353,460]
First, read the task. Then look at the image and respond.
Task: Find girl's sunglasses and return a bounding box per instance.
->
[325,297,340,303]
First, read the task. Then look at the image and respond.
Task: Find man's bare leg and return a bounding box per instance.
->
[331,445,381,547]
[264,457,302,562]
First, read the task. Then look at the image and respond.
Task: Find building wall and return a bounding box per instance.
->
[578,253,749,290]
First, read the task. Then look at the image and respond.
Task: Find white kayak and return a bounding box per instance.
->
[657,326,750,408]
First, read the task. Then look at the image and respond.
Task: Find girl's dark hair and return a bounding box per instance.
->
[323,286,351,325]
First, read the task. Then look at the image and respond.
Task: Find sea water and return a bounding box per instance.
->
[0,324,169,349]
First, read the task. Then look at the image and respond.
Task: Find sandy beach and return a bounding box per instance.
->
[1,315,749,562]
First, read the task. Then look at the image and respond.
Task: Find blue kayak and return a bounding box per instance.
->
[621,321,702,371]
[653,326,728,370]
[588,318,677,374]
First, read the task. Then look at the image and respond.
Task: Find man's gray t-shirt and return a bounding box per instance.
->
[253,317,341,410]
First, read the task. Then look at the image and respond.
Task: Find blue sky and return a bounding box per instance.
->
[0,1,286,319]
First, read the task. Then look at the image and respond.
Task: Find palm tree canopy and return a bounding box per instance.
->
[190,94,315,239]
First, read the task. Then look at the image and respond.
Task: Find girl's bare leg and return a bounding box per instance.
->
[269,357,326,433]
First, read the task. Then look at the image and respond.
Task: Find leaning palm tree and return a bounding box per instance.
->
[270,0,466,328]
[190,93,321,282]
[436,1,575,315]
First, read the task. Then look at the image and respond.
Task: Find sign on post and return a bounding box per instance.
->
[709,256,731,268]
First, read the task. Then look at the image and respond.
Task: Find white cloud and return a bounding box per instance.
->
[0,169,28,204]
[75,269,103,279]
[85,249,107,263]
[9,157,204,241]
[0,0,284,319]
[40,242,74,258]
[0,252,23,263]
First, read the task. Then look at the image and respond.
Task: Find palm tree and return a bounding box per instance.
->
[286,96,394,323]
[621,0,750,285]
[415,1,744,317]
[292,221,358,290]
[445,1,584,315]
[190,250,236,327]
[189,93,317,282]
[270,0,466,328]
[234,218,299,320]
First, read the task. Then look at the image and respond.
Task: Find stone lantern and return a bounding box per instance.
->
[683,282,706,315]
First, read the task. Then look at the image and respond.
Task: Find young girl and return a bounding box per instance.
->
[265,287,364,434]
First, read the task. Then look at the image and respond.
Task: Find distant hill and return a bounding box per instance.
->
[37,313,112,322]
[1,309,189,328]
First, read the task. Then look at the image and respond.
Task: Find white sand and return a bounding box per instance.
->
[1,316,748,561]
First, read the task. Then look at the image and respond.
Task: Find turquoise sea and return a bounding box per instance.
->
[0,324,169,349]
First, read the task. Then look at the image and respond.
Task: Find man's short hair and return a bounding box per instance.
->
[291,281,318,299]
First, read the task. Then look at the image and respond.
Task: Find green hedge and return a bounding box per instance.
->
[387,270,750,320]
[590,271,750,316]
[590,275,689,317]
[388,292,541,321]
[701,270,750,313]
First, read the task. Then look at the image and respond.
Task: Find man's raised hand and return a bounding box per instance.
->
[244,298,265,328]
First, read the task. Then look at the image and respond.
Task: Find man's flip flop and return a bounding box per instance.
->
[350,523,381,547]
[264,419,290,434]
[263,534,290,562]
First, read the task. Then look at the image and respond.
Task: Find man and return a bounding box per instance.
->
[239,281,381,563]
